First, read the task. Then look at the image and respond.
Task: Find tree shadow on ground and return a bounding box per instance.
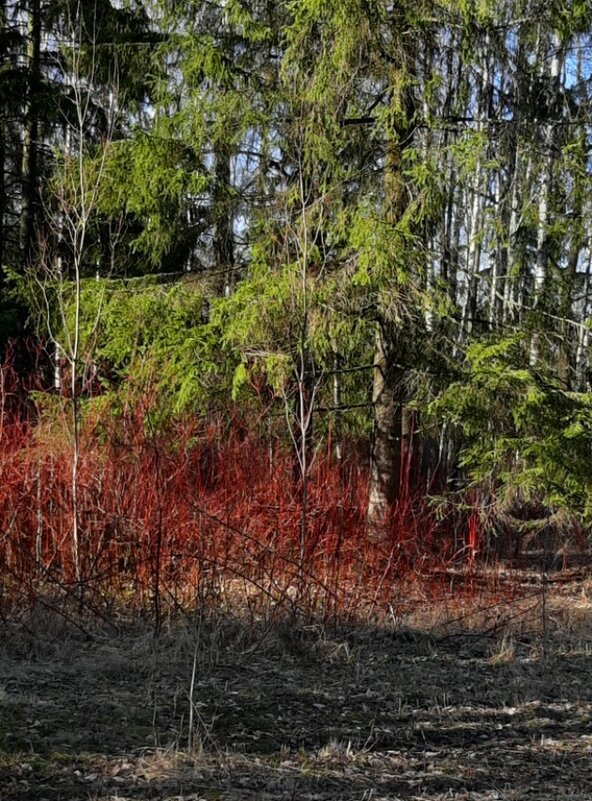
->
[1,604,591,800]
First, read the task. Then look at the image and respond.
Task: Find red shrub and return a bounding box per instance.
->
[0,349,498,623]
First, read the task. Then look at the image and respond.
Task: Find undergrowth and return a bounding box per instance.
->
[0,343,587,628]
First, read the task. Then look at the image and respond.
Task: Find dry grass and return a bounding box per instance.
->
[1,575,592,800]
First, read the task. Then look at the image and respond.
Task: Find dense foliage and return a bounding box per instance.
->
[2,0,592,568]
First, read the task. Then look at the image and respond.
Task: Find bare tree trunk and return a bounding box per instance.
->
[441,36,462,311]
[0,0,5,280]
[213,140,235,297]
[37,6,118,584]
[19,0,41,266]
[460,36,489,342]
[0,97,5,283]
[367,82,414,529]
[459,167,483,340]
[503,144,524,325]
[558,137,585,389]
[368,323,404,524]
[558,41,585,389]
[447,179,461,310]
[331,347,342,462]
[576,249,592,390]
[531,30,562,362]
[489,169,504,329]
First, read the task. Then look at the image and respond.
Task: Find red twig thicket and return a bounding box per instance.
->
[0,344,500,624]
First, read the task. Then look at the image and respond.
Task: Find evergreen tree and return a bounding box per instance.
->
[14,0,592,528]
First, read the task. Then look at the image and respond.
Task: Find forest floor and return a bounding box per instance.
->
[1,571,592,801]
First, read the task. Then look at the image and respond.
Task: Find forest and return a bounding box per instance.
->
[1,0,592,616]
[2,2,592,800]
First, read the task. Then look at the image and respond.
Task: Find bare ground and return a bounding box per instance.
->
[1,578,592,800]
